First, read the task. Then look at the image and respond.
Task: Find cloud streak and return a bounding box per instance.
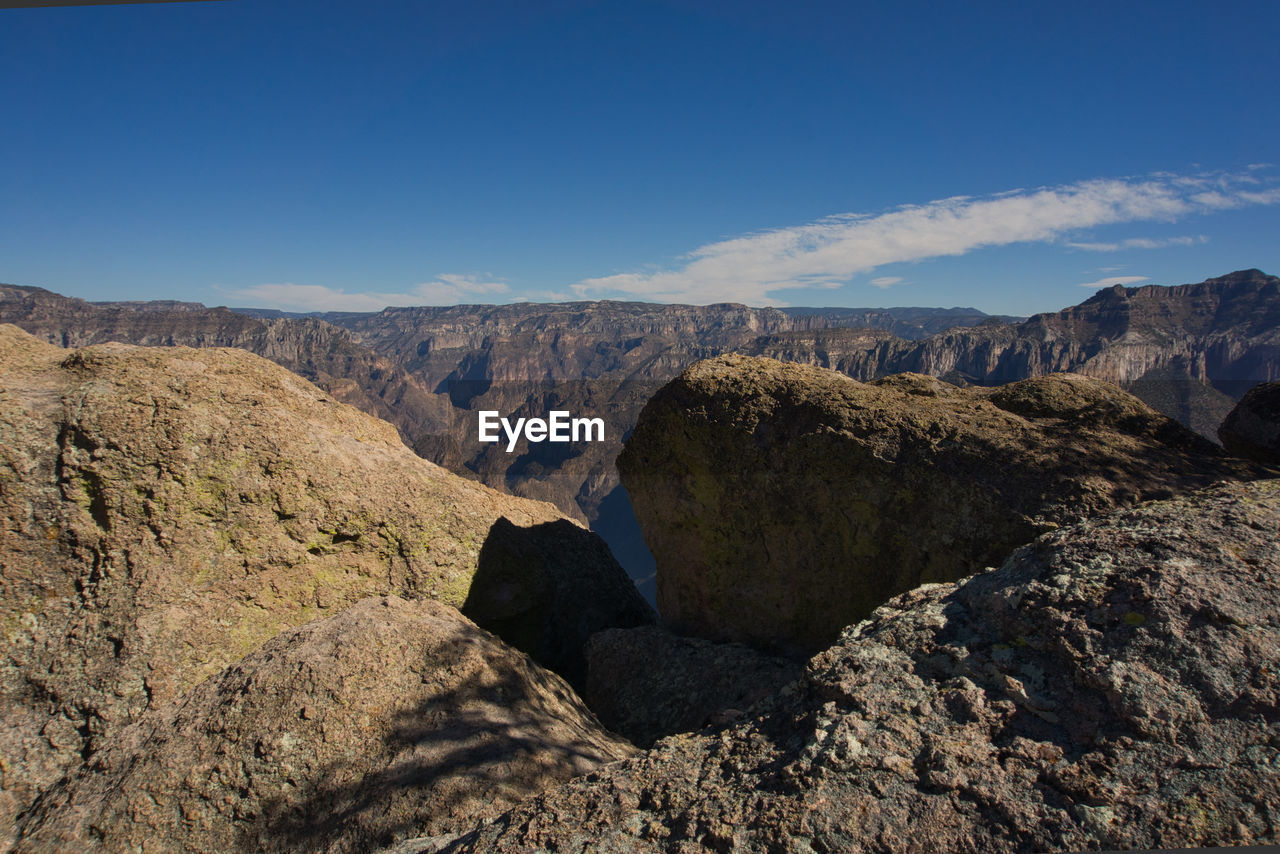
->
[1078,275,1150,289]
[1067,235,1207,252]
[228,274,510,312]
[569,171,1279,305]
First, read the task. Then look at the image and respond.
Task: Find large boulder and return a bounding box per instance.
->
[0,325,641,827]
[13,595,634,853]
[436,478,1280,853]
[618,354,1263,651]
[1219,380,1280,466]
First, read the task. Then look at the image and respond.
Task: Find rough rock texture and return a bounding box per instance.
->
[0,325,637,829]
[13,595,635,853]
[1220,381,1280,466]
[619,354,1265,651]
[437,479,1280,854]
[585,625,804,748]
[461,517,656,688]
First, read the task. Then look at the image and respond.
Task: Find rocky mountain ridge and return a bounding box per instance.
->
[433,477,1280,853]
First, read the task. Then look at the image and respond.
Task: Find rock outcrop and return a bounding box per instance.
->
[0,325,639,828]
[1219,380,1280,466]
[585,626,803,749]
[13,595,634,853]
[435,478,1280,854]
[619,355,1264,651]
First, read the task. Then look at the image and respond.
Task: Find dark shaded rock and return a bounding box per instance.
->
[462,517,657,687]
[585,625,803,748]
[437,479,1280,854]
[0,325,627,828]
[618,355,1265,652]
[1219,381,1280,466]
[13,595,634,853]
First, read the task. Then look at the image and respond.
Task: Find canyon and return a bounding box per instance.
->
[3,269,1277,602]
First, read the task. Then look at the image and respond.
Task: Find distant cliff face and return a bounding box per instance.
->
[752,270,1280,438]
[0,284,450,452]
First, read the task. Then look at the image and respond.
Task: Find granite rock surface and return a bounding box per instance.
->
[0,325,637,829]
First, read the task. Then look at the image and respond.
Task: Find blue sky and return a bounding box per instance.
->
[2,0,1278,316]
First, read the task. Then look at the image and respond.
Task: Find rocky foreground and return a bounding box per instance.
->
[14,595,632,853]
[430,477,1280,853]
[2,319,1278,853]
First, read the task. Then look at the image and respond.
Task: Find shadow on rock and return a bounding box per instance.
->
[462,517,657,687]
[250,642,625,853]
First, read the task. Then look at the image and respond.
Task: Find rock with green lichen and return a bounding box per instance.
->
[0,324,647,833]
[618,354,1266,653]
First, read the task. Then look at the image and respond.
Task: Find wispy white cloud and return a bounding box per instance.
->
[869,276,903,288]
[568,170,1279,305]
[1078,275,1149,289]
[227,274,510,312]
[1068,235,1207,252]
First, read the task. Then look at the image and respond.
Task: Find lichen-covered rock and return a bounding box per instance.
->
[13,595,634,853]
[585,625,803,748]
[436,478,1280,854]
[618,354,1263,651]
[0,325,635,829]
[1219,380,1280,466]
